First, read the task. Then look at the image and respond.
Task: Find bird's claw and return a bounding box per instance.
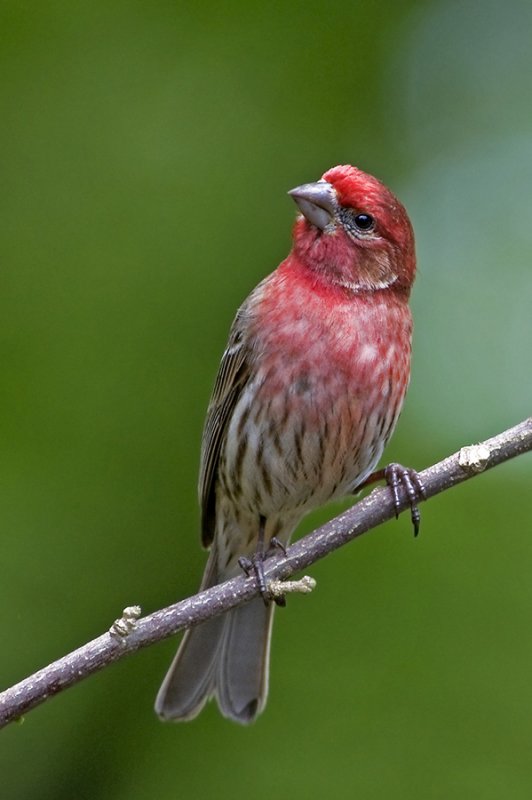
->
[269,536,287,557]
[238,552,286,607]
[384,462,426,537]
[238,555,253,576]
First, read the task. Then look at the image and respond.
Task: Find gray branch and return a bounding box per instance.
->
[1,418,531,729]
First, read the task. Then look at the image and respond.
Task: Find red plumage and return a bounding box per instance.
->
[156,164,416,724]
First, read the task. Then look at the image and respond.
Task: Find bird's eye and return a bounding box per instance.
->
[337,208,377,238]
[353,213,374,231]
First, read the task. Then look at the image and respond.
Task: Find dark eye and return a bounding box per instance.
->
[354,213,374,231]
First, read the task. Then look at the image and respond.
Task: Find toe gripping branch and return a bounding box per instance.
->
[238,518,287,607]
[360,463,426,536]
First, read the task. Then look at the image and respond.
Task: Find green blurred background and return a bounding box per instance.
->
[1,1,531,797]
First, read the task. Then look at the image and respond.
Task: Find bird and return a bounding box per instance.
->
[155,164,420,724]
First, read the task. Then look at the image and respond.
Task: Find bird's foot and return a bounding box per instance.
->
[384,462,426,536]
[238,516,287,606]
[238,548,286,607]
[360,463,426,536]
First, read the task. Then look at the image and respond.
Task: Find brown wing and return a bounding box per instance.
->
[198,310,251,547]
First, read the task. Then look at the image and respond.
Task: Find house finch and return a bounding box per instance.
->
[155,164,419,724]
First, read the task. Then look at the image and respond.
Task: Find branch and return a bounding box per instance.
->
[1,418,531,729]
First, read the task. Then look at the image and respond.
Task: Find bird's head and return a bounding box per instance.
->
[289,164,416,295]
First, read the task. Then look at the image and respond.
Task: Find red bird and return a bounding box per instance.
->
[155,164,420,724]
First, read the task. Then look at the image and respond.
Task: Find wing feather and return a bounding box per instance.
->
[198,311,251,547]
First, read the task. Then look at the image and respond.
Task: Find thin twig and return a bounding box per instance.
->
[1,418,531,729]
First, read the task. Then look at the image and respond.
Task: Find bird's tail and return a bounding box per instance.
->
[154,548,275,724]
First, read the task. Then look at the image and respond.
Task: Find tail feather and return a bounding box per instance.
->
[215,599,274,722]
[154,613,226,722]
[155,591,274,724]
[156,522,282,724]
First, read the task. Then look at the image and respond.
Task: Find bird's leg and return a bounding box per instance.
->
[358,463,426,537]
[267,536,287,606]
[238,516,286,606]
[253,515,270,601]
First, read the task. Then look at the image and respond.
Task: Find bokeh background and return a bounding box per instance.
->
[2,1,532,798]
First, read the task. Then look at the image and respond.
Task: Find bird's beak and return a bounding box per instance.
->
[288,180,337,231]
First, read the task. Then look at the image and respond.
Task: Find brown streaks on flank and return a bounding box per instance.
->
[317,416,328,465]
[260,463,273,497]
[236,404,251,439]
[222,549,234,570]
[328,415,344,467]
[383,394,403,443]
[376,409,387,441]
[256,434,273,498]
[270,423,284,458]
[293,422,304,465]
[252,401,263,428]
[381,414,394,446]
[233,435,248,483]
[294,420,310,481]
[280,394,290,428]
[351,441,361,464]
[253,486,262,510]
[357,410,370,450]
[256,432,264,463]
